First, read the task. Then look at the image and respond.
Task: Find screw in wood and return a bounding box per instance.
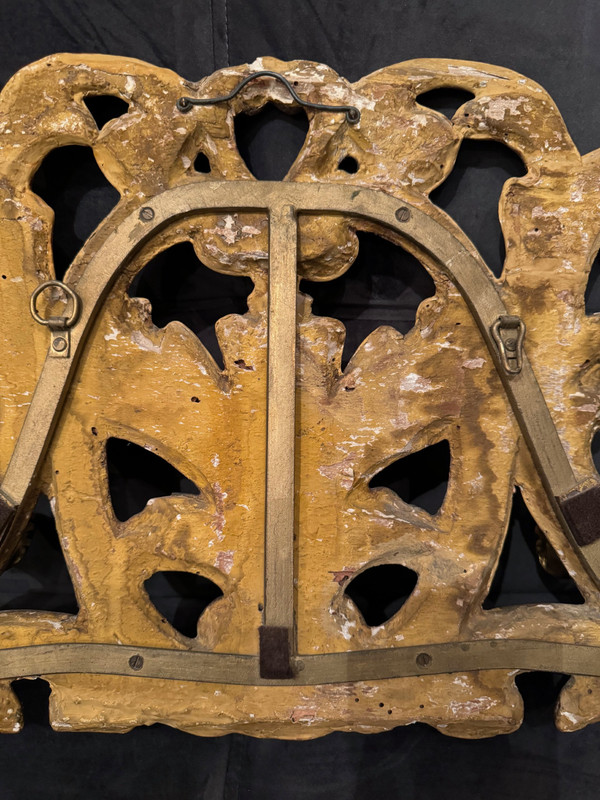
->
[139,207,155,221]
[129,654,144,671]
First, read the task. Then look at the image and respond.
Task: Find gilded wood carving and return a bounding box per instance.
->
[1,54,600,738]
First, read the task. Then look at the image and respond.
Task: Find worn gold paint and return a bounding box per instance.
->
[1,54,600,738]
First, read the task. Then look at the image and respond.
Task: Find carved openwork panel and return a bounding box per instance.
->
[1,54,600,738]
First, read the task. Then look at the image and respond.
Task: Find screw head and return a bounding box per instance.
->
[53,336,67,352]
[395,206,411,223]
[139,207,155,222]
[416,652,432,668]
[129,654,144,671]
[504,337,517,351]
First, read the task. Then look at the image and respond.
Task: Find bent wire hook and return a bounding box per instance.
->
[176,69,361,124]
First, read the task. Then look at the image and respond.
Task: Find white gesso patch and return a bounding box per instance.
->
[466,473,484,492]
[104,325,120,341]
[447,64,506,80]
[485,96,526,121]
[340,619,356,640]
[399,373,436,392]
[462,357,486,370]
[131,330,162,352]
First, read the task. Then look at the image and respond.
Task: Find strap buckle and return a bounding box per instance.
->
[491,315,526,374]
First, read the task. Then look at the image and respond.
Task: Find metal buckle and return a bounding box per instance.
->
[490,314,526,374]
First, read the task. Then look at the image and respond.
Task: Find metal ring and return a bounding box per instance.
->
[30,280,81,328]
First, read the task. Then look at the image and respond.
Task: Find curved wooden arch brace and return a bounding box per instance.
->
[1,181,595,580]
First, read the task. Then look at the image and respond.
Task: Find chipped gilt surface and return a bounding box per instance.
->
[0,54,600,738]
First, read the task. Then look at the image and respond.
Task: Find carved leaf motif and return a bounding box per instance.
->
[0,54,599,738]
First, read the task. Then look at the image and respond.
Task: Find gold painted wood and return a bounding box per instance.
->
[2,53,600,739]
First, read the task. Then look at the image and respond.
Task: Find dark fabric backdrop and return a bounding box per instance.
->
[1,1,600,798]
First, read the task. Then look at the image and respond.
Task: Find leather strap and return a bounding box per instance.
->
[259,626,294,679]
[557,484,600,546]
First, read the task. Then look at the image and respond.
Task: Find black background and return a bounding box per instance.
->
[1,1,600,798]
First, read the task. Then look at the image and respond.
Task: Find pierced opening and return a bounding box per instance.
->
[585,251,600,315]
[106,438,199,523]
[301,232,436,369]
[234,103,309,180]
[12,678,51,727]
[83,94,130,129]
[483,488,584,608]
[31,145,120,280]
[128,242,254,369]
[593,430,600,472]
[144,570,223,638]
[194,151,211,173]
[344,564,418,626]
[0,495,78,614]
[416,87,475,119]
[430,139,526,278]
[338,155,359,174]
[370,440,450,515]
[515,672,570,726]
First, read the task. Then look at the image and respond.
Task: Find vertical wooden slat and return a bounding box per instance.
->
[263,203,297,638]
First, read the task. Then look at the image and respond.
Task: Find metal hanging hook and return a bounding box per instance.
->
[30,279,81,358]
[30,280,81,329]
[176,70,361,124]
